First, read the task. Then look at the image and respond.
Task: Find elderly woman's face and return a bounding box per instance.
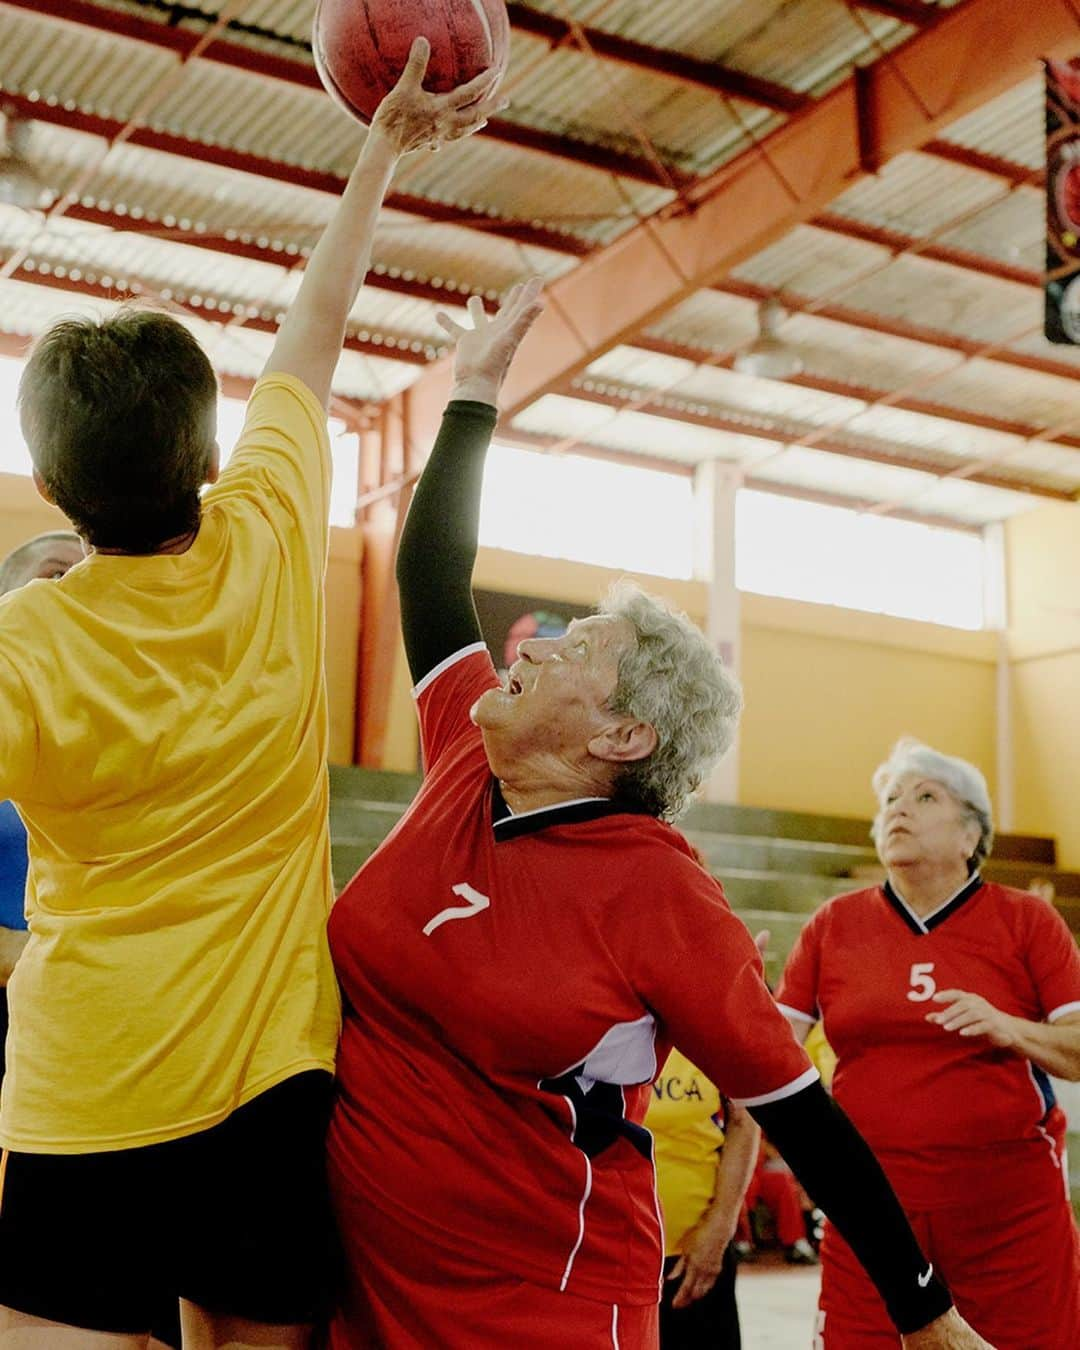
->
[471,614,634,760]
[876,773,979,874]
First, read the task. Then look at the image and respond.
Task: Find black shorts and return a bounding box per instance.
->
[0,1070,338,1335]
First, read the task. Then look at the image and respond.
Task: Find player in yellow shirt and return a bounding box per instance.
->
[0,40,502,1350]
[646,1047,761,1348]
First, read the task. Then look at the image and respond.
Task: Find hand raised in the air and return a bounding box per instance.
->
[370,36,505,157]
[901,1308,996,1349]
[437,277,545,406]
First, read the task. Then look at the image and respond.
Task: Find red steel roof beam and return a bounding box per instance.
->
[633,333,1080,450]
[1,91,589,259]
[812,211,1042,287]
[1,257,432,365]
[922,138,1045,187]
[852,0,937,26]
[3,0,690,189]
[504,2,808,112]
[408,0,1079,435]
[716,277,1080,385]
[560,382,1073,500]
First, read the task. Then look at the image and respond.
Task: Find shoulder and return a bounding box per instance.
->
[806,885,883,932]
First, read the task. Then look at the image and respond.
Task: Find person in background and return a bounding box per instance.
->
[646,1047,758,1348]
[777,737,1080,1349]
[738,1138,818,1265]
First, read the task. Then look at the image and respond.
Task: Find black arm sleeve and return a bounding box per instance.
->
[396,400,497,686]
[749,1082,952,1335]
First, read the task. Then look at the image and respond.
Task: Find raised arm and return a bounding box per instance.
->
[396,280,544,684]
[264,38,504,408]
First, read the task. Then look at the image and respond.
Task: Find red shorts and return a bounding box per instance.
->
[816,1152,1080,1349]
[328,1235,658,1349]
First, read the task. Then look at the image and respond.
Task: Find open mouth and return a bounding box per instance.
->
[507,674,524,696]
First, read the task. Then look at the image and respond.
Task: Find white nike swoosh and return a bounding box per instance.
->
[917,1265,934,1288]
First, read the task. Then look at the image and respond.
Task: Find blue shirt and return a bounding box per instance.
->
[0,801,29,932]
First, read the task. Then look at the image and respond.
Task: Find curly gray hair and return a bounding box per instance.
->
[599,581,743,821]
[870,736,994,868]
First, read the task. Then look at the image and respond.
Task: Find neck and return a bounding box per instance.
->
[887,862,973,917]
[490,744,614,817]
[93,527,198,557]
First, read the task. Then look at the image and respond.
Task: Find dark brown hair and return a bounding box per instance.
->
[18,306,218,552]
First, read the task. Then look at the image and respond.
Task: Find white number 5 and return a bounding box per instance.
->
[423,882,491,937]
[907,961,937,1002]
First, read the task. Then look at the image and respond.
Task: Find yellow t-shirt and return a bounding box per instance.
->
[0,373,340,1153]
[645,1048,724,1255]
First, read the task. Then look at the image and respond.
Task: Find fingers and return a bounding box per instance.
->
[466,295,486,328]
[666,1257,685,1283]
[398,36,431,90]
[446,63,504,110]
[434,312,466,340]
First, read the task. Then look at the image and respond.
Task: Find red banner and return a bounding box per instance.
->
[1046,58,1080,344]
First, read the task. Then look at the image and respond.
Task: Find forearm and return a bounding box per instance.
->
[266,129,398,405]
[1008,1015,1080,1081]
[396,400,496,682]
[0,926,28,985]
[750,1083,951,1335]
[705,1108,758,1233]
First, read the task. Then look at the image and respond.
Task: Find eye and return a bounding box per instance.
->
[918,791,934,802]
[885,794,897,804]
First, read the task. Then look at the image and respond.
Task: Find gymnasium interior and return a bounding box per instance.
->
[0,1,1078,1342]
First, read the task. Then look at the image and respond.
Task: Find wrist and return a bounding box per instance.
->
[361,123,402,168]
[451,378,501,406]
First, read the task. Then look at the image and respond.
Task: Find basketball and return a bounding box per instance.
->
[313,0,510,126]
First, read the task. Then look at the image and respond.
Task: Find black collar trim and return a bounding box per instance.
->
[490,779,650,841]
[882,874,984,936]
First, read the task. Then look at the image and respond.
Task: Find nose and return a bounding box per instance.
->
[516,638,548,663]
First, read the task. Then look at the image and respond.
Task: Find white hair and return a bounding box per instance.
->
[0,531,83,596]
[599,581,743,821]
[871,736,994,867]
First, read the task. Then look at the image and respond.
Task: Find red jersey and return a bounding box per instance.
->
[328,647,814,1306]
[777,879,1080,1209]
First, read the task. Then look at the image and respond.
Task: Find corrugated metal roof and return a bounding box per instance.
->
[936,75,1044,169]
[1,0,1075,530]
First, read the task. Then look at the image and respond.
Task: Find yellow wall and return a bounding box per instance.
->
[740,595,998,818]
[1006,501,1080,869]
[469,550,999,821]
[0,472,362,765]
[0,478,1034,830]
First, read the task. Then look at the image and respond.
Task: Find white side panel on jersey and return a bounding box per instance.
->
[411,641,489,699]
[564,1013,659,1091]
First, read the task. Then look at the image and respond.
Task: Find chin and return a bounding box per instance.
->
[471,687,513,729]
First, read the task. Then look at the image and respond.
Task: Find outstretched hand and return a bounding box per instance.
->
[437,277,545,406]
[371,37,505,157]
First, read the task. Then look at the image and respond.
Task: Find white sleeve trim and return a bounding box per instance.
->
[776,1002,817,1025]
[411,642,489,699]
[1047,1000,1080,1024]
[731,1065,820,1109]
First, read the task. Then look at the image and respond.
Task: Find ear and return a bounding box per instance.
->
[31,469,55,505]
[587,717,658,765]
[205,441,221,486]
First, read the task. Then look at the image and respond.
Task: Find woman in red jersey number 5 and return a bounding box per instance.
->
[325,287,993,1350]
[778,738,1080,1350]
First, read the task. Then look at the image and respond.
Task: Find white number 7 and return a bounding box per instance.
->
[423,882,491,937]
[907,962,937,1002]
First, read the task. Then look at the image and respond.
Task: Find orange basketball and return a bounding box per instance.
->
[313,0,510,126]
